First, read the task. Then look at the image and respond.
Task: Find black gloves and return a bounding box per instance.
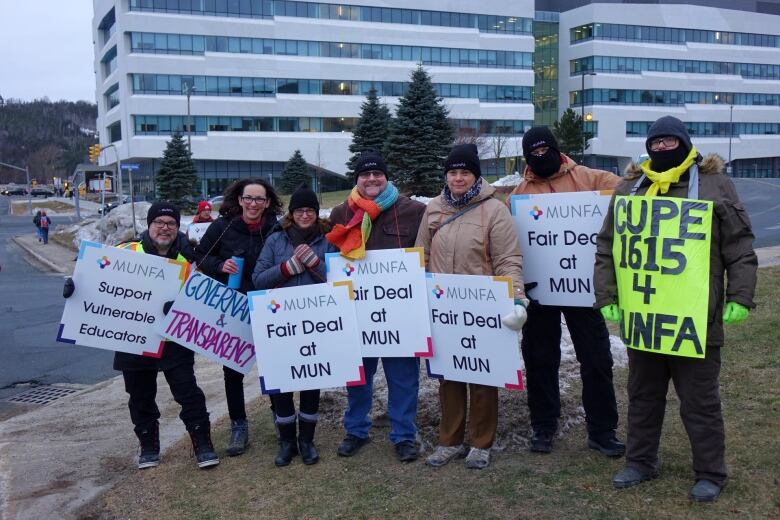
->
[63,277,75,298]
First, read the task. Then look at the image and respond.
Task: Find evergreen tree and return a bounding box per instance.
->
[552,108,593,160]
[346,87,391,182]
[155,133,199,209]
[385,66,454,196]
[279,149,310,194]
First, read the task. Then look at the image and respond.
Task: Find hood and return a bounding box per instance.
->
[523,153,577,183]
[624,153,725,179]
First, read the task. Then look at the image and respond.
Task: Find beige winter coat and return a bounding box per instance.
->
[415,178,525,299]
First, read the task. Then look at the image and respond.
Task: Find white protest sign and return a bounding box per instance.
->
[510,191,611,307]
[157,272,256,374]
[325,248,432,358]
[57,240,190,357]
[425,273,525,390]
[248,282,365,394]
[187,222,212,244]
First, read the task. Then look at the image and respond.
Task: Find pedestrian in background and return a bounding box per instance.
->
[33,210,42,242]
[39,210,50,245]
[191,200,214,224]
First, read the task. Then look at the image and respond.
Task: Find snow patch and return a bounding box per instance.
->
[491,172,523,187]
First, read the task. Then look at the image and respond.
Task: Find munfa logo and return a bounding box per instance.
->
[449,162,467,169]
[343,264,355,276]
[97,256,111,269]
[529,205,543,221]
[432,284,444,299]
[267,299,281,313]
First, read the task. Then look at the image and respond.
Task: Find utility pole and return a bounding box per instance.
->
[580,71,596,165]
[727,104,734,176]
[182,80,201,196]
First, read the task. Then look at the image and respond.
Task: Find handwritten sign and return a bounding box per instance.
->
[187,223,212,244]
[511,191,611,306]
[425,273,524,390]
[57,240,189,357]
[248,282,365,394]
[326,248,432,358]
[612,195,712,358]
[157,272,256,374]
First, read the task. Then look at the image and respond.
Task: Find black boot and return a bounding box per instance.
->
[136,423,160,469]
[189,423,220,469]
[298,419,320,465]
[275,422,298,467]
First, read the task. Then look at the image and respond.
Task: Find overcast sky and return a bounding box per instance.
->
[0,1,95,103]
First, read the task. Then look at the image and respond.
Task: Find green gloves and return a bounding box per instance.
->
[723,301,749,324]
[600,304,620,323]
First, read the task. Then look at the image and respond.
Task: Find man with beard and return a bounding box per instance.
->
[507,127,624,457]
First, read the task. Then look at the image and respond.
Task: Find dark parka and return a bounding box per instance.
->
[252,222,337,290]
[329,195,425,250]
[594,153,758,347]
[113,230,197,371]
[193,213,277,294]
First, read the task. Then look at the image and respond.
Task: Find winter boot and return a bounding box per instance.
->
[297,417,320,465]
[226,418,249,456]
[189,423,220,469]
[136,424,160,469]
[275,421,298,467]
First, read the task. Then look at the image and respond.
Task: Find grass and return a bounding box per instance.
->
[80,267,780,520]
[10,200,74,215]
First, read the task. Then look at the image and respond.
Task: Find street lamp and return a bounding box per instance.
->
[727,104,734,176]
[0,160,32,215]
[580,71,596,164]
[182,80,201,196]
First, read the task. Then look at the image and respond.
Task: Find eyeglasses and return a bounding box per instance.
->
[293,208,317,216]
[530,146,550,157]
[151,219,178,229]
[648,137,679,151]
[357,171,386,179]
[240,195,268,205]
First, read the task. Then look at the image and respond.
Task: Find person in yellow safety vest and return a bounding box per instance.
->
[63,202,218,470]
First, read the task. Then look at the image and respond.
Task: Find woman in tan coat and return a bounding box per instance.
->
[415,143,527,469]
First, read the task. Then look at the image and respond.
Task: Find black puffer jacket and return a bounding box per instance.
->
[193,213,277,294]
[113,230,197,372]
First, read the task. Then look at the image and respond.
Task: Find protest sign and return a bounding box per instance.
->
[157,272,256,374]
[612,195,712,358]
[325,248,432,358]
[425,273,524,390]
[57,240,190,357]
[248,282,365,394]
[187,223,212,244]
[511,191,611,307]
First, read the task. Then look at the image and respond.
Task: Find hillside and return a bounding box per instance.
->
[0,98,97,184]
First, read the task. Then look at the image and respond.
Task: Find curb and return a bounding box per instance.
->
[11,236,69,274]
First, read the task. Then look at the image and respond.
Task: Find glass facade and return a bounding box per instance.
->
[533,13,559,126]
[129,32,533,69]
[131,74,532,103]
[107,121,122,142]
[571,23,780,48]
[104,84,120,109]
[573,89,780,107]
[627,121,780,136]
[101,46,118,78]
[730,157,780,178]
[98,8,116,46]
[128,0,532,34]
[571,56,780,80]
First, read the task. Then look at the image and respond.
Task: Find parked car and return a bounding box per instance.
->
[98,195,130,215]
[1,187,27,196]
[30,188,55,198]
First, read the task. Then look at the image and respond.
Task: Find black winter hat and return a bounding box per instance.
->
[645,116,692,153]
[354,150,388,178]
[444,143,481,178]
[147,201,180,227]
[522,127,559,158]
[288,182,320,213]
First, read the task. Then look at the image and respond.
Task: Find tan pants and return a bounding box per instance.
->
[438,380,498,449]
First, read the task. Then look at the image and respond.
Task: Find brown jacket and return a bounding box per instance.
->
[329,194,425,250]
[594,154,757,347]
[507,154,620,199]
[415,178,525,299]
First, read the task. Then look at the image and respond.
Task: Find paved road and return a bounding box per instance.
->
[733,177,780,248]
[0,197,114,408]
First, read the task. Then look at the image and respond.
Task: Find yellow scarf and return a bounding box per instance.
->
[639,147,698,196]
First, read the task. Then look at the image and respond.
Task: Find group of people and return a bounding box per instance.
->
[62,115,756,503]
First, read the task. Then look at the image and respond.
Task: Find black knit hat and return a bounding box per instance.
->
[522,127,559,158]
[444,143,481,178]
[646,116,692,153]
[354,150,388,178]
[288,182,320,213]
[146,201,180,227]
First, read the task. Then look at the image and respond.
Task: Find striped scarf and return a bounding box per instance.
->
[326,183,399,259]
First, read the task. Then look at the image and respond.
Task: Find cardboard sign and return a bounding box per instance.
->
[57,241,190,357]
[612,195,713,358]
[511,191,611,307]
[187,222,212,244]
[248,282,365,394]
[425,273,524,390]
[326,248,433,358]
[157,272,256,374]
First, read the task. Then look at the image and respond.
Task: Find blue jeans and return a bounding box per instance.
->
[343,357,420,444]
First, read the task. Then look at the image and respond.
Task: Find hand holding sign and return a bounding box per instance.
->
[722,302,749,324]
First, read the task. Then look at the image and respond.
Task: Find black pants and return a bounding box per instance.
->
[270,390,320,420]
[521,305,618,436]
[224,366,247,421]
[626,346,726,485]
[122,362,209,435]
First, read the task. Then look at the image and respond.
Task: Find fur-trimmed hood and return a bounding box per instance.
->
[624,153,725,179]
